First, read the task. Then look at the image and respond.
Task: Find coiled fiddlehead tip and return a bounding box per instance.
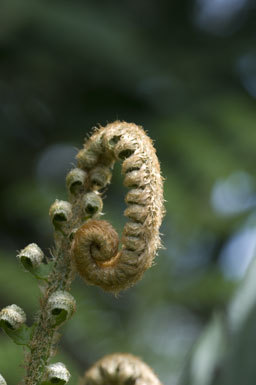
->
[80,353,162,385]
[72,121,164,293]
[71,220,122,292]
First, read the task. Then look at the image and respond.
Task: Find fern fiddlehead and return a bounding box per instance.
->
[0,121,164,385]
[72,121,165,293]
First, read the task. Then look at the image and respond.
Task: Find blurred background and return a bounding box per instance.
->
[1,0,256,384]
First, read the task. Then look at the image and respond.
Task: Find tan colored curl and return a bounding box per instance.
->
[80,353,162,385]
[72,220,147,292]
[74,121,164,292]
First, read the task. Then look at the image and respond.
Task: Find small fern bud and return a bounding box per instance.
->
[47,291,76,326]
[0,374,7,385]
[0,304,26,330]
[82,192,103,218]
[17,243,44,270]
[66,168,87,195]
[44,362,71,384]
[49,200,72,228]
[76,148,99,170]
[89,165,112,190]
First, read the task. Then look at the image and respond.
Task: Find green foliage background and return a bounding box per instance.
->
[1,1,256,384]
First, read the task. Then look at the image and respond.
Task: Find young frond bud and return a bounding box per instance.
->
[0,304,26,331]
[49,200,72,228]
[76,148,99,170]
[17,243,44,270]
[81,354,162,385]
[66,168,87,195]
[89,165,112,190]
[44,362,71,384]
[82,192,103,218]
[47,291,76,326]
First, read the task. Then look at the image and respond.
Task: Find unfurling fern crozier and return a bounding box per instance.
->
[72,121,164,292]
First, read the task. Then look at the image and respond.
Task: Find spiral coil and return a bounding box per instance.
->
[72,121,164,292]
